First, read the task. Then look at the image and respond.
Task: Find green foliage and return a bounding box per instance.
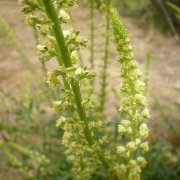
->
[116,0,180,33]
[0,86,71,179]
[142,139,180,180]
[168,1,180,20]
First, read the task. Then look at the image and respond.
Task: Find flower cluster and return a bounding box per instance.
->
[19,0,151,179]
[110,9,150,179]
[19,0,109,179]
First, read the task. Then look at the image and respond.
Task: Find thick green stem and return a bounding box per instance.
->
[99,0,111,114]
[42,0,109,169]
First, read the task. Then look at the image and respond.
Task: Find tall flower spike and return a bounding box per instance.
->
[110,9,150,179]
[19,0,110,179]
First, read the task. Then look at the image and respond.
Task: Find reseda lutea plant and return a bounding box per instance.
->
[19,0,150,179]
[111,9,150,179]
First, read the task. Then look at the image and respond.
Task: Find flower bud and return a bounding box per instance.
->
[140,142,149,152]
[47,71,59,88]
[121,120,131,128]
[56,116,66,128]
[141,109,150,119]
[71,51,79,64]
[118,124,126,133]
[53,101,62,113]
[137,156,147,168]
[25,14,39,26]
[139,123,149,139]
[127,141,136,152]
[135,94,147,106]
[117,146,126,155]
[114,164,127,176]
[59,10,70,23]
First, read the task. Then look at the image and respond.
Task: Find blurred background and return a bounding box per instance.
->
[0,0,179,179]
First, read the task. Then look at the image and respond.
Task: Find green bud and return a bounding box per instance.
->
[140,142,149,152]
[59,10,70,23]
[53,101,62,113]
[71,51,79,64]
[117,146,126,155]
[141,109,150,119]
[137,156,147,168]
[47,71,59,88]
[135,94,147,106]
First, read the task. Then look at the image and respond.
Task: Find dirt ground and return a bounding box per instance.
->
[0,1,180,142]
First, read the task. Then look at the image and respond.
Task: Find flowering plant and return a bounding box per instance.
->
[19,0,150,179]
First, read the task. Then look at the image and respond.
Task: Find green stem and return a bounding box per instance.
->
[99,0,111,114]
[89,0,95,92]
[90,0,95,70]
[144,51,151,96]
[90,0,94,69]
[54,45,70,90]
[42,0,109,169]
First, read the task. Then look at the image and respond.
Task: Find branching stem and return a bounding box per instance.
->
[42,0,109,170]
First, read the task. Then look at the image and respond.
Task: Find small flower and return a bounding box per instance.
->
[75,68,95,81]
[36,45,47,53]
[56,116,66,128]
[141,109,150,119]
[36,45,55,64]
[117,146,126,155]
[47,71,59,88]
[45,35,56,49]
[133,112,143,122]
[137,156,147,168]
[134,80,145,93]
[25,14,39,26]
[53,101,62,113]
[127,127,133,135]
[140,142,149,152]
[59,10,70,23]
[129,160,138,169]
[114,164,127,176]
[121,120,131,128]
[71,51,79,64]
[63,30,71,38]
[135,94,147,106]
[127,141,136,152]
[118,124,126,133]
[135,138,141,146]
[129,69,142,81]
[139,123,149,139]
